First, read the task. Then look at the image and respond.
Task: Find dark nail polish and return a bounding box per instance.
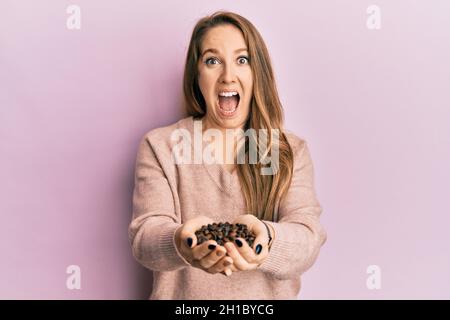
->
[235,239,243,247]
[255,244,262,254]
[186,237,193,247]
[208,244,216,250]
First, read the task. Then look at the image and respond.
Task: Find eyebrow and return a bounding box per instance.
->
[201,48,248,58]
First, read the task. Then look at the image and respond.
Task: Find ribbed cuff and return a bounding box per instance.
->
[256,221,291,275]
[158,224,191,268]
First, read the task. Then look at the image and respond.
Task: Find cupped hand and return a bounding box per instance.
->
[223,214,271,271]
[175,216,236,275]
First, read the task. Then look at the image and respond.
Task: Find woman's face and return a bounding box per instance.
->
[197,24,253,131]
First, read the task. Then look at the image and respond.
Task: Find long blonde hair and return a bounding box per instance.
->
[183,11,294,222]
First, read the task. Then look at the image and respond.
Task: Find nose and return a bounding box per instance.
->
[219,62,237,84]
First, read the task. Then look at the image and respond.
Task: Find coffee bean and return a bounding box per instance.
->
[194,222,256,247]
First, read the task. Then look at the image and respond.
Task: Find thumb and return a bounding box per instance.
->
[179,223,198,249]
[180,216,212,248]
[252,221,269,255]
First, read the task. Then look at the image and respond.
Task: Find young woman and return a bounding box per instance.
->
[129,11,327,299]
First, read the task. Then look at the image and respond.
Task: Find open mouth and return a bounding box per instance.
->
[217,91,240,117]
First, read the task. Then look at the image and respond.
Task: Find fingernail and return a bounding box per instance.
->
[208,244,216,250]
[224,260,231,266]
[235,239,243,247]
[216,250,223,257]
[255,244,262,254]
[186,237,193,248]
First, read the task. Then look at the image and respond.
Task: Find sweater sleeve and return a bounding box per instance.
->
[257,137,327,280]
[128,135,190,272]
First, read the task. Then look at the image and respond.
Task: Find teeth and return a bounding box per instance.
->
[219,104,238,114]
[219,106,237,115]
[218,91,238,97]
[218,91,239,116]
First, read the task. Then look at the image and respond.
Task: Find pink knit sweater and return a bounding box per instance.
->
[128,116,327,299]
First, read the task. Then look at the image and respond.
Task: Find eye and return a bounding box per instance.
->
[205,57,220,65]
[237,56,249,64]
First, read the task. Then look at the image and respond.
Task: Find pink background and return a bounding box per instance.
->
[1,0,449,299]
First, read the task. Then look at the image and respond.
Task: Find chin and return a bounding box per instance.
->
[218,113,248,128]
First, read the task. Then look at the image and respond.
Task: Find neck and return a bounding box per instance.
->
[200,116,245,165]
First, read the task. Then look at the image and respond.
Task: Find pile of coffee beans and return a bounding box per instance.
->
[195,222,256,247]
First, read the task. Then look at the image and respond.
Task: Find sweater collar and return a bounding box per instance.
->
[184,116,243,203]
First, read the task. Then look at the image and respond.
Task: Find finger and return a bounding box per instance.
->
[192,240,218,260]
[207,256,233,274]
[179,227,198,249]
[233,237,257,262]
[229,264,238,272]
[231,216,266,252]
[224,241,250,271]
[250,222,267,249]
[223,263,238,273]
[220,257,240,276]
[179,217,213,248]
[179,245,194,265]
[198,245,227,269]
